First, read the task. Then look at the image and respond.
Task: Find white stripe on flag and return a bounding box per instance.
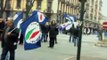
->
[13,14,18,21]
[17,19,23,28]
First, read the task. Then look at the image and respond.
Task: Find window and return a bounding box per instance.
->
[16,0,21,9]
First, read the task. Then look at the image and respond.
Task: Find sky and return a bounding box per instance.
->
[101,0,107,17]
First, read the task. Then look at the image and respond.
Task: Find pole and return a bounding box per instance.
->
[25,0,35,20]
[77,0,86,60]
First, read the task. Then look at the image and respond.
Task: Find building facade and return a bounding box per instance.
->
[0,0,102,25]
[1,0,48,18]
[56,0,80,23]
[84,0,102,27]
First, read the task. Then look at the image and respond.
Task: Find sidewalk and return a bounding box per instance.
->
[65,56,107,60]
[0,34,107,60]
[95,40,107,47]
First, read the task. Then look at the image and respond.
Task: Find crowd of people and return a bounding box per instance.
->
[0,16,104,60]
[83,26,99,35]
[0,17,60,60]
[83,25,104,40]
[40,20,59,48]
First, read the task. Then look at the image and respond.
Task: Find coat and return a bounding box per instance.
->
[1,26,19,50]
[49,24,58,38]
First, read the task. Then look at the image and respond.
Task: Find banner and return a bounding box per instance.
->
[21,14,42,50]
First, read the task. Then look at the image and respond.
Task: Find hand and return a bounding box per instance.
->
[7,32,11,35]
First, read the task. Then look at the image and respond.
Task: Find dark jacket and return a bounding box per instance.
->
[73,26,80,37]
[1,26,19,50]
[69,24,75,35]
[73,28,79,37]
[40,24,46,33]
[49,24,58,38]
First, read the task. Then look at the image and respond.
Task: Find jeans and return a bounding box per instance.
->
[72,36,79,46]
[1,48,15,60]
[69,34,72,42]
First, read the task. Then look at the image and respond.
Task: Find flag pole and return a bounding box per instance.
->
[25,0,36,20]
[10,27,17,33]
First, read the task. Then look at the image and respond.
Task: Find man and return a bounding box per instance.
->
[1,17,19,60]
[48,21,58,48]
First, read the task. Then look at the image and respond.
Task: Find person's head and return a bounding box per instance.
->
[0,18,3,23]
[7,17,13,27]
[46,22,49,26]
[51,20,56,25]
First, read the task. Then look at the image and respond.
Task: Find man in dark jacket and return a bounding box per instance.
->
[1,17,19,60]
[72,26,80,46]
[48,21,58,48]
[69,24,75,42]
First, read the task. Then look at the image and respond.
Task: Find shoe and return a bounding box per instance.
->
[48,46,54,48]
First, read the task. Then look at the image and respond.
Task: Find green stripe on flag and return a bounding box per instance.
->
[25,28,35,40]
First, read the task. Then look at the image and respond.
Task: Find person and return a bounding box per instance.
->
[69,24,75,42]
[19,34,23,45]
[0,18,5,41]
[40,24,47,42]
[0,17,19,60]
[55,27,59,44]
[72,26,80,46]
[54,21,59,44]
[97,25,103,41]
[44,22,49,42]
[48,21,58,48]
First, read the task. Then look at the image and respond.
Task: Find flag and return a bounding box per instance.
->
[32,10,49,25]
[65,24,73,31]
[13,12,23,28]
[64,14,76,22]
[59,21,71,31]
[64,14,71,21]
[21,14,42,50]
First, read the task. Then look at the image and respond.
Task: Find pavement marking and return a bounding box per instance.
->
[64,56,74,60]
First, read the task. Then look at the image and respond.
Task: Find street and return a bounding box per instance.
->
[0,33,107,60]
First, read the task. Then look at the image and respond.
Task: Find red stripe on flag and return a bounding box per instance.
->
[30,31,39,39]
[40,14,43,21]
